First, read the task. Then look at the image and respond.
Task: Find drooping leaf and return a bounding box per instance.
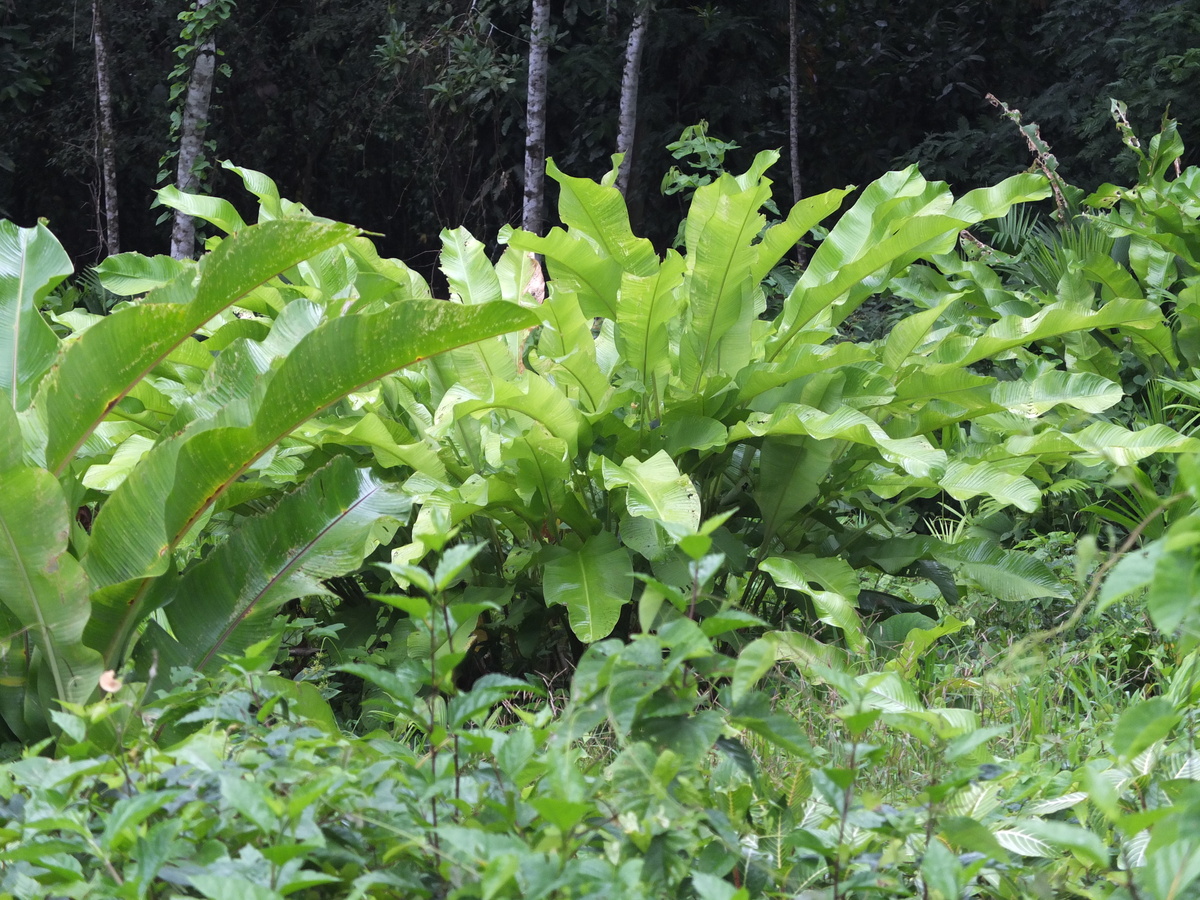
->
[943,539,1071,603]
[938,460,1041,512]
[440,227,503,306]
[143,456,410,674]
[0,466,103,712]
[543,532,633,642]
[730,403,946,479]
[0,220,71,410]
[754,435,834,543]
[93,253,188,296]
[761,554,865,652]
[42,219,359,474]
[155,185,247,234]
[602,451,701,533]
[82,297,536,665]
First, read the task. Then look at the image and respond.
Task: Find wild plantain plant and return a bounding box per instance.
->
[325,146,1200,680]
[0,170,536,740]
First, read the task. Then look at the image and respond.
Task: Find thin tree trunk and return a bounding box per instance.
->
[93,0,120,255]
[615,4,650,198]
[788,0,801,210]
[171,0,217,260]
[522,0,551,235]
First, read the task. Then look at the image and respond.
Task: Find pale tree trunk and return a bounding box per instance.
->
[522,0,551,235]
[788,0,804,264]
[171,0,217,260]
[615,3,650,198]
[93,0,120,255]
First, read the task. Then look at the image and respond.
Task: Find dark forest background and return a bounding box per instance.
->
[3,0,1200,276]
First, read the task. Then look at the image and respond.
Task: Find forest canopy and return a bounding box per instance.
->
[3,0,1199,270]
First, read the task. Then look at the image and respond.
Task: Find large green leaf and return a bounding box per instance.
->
[938,460,1041,512]
[155,185,247,234]
[145,456,410,673]
[761,554,866,652]
[754,435,834,543]
[82,297,537,665]
[943,539,1071,603]
[533,291,609,413]
[614,254,684,398]
[678,152,776,389]
[932,298,1161,368]
[729,403,946,478]
[506,160,658,320]
[601,450,701,533]
[991,370,1123,416]
[1005,422,1200,467]
[0,466,104,712]
[547,159,658,279]
[0,221,72,411]
[41,219,359,474]
[543,532,633,642]
[750,186,853,284]
[93,253,188,296]
[0,393,19,469]
[440,228,503,306]
[433,372,588,457]
[772,170,1050,353]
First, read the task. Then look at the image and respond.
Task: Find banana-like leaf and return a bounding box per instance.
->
[441,228,503,306]
[506,226,621,320]
[736,342,874,404]
[881,298,959,373]
[601,451,701,533]
[679,156,773,390]
[0,221,72,411]
[991,370,1123,416]
[221,161,284,221]
[506,159,658,319]
[93,253,188,296]
[773,170,1050,354]
[82,297,537,665]
[933,298,1161,367]
[543,532,633,642]
[41,219,359,474]
[761,554,866,652]
[730,403,946,479]
[547,159,659,279]
[0,466,104,712]
[947,173,1051,222]
[938,460,1040,512]
[535,292,609,413]
[614,253,684,398]
[155,185,247,234]
[433,372,588,457]
[1005,422,1200,467]
[754,435,834,543]
[145,456,410,673]
[751,186,853,284]
[943,539,1070,603]
[0,393,19,468]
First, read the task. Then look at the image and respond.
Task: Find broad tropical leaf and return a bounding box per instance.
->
[143,456,410,673]
[601,450,701,533]
[82,297,537,665]
[0,221,72,410]
[41,219,359,474]
[543,532,633,642]
[0,465,104,718]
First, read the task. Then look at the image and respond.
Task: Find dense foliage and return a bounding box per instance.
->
[5,98,1200,897]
